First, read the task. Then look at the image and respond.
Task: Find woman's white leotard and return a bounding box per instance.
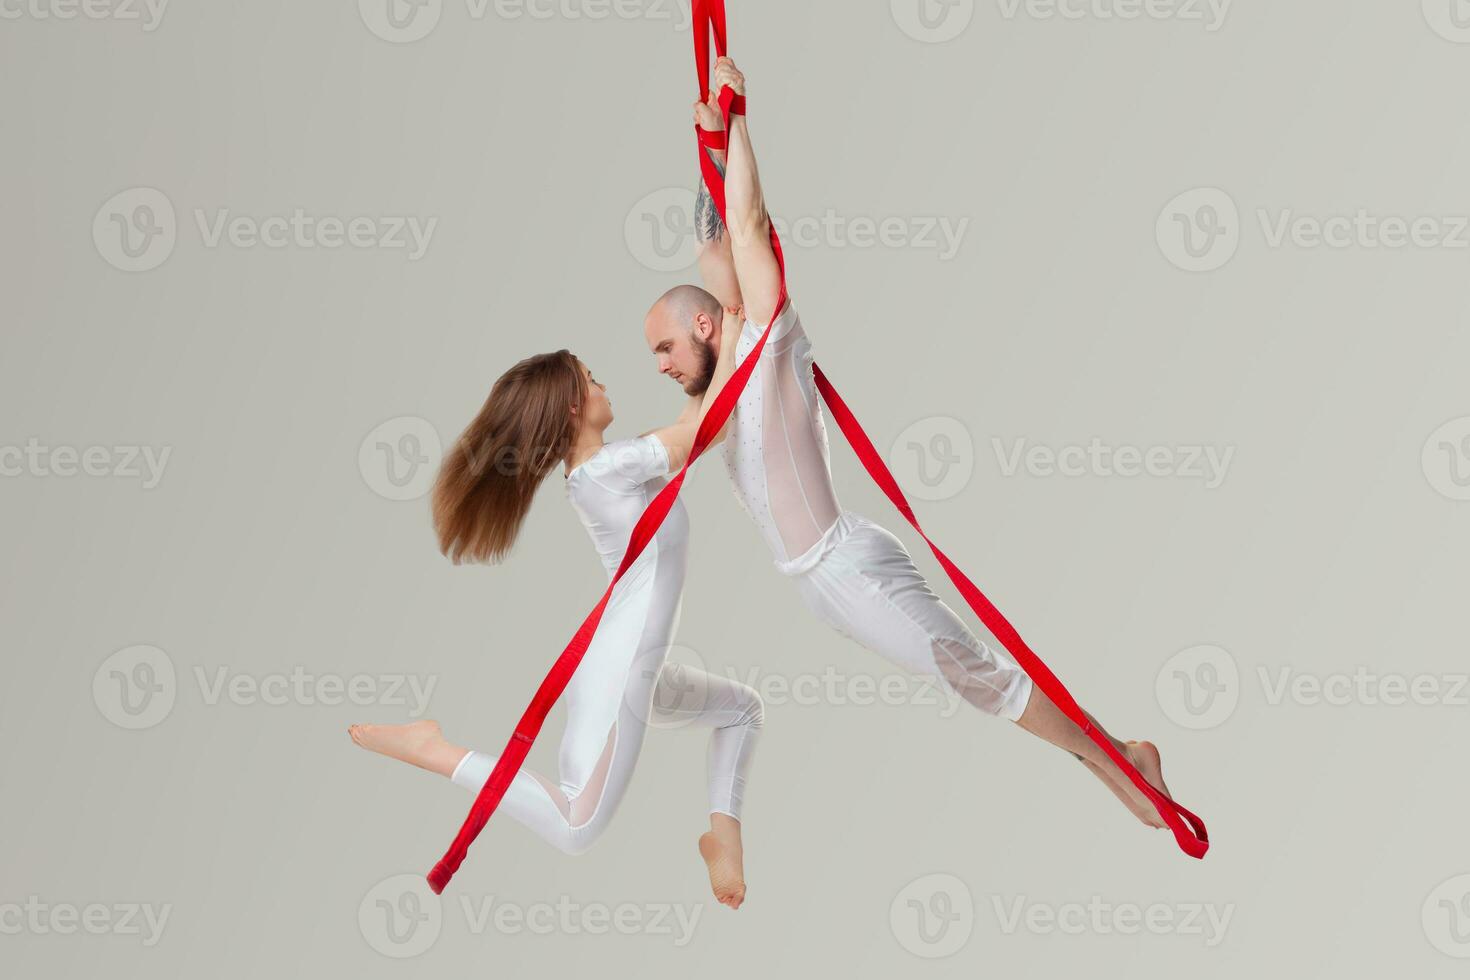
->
[450,434,764,854]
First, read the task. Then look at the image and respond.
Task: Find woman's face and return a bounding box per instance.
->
[576,361,613,431]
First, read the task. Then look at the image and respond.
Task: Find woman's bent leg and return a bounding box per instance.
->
[651,663,763,909]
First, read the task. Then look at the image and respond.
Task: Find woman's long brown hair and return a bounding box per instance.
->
[432,350,586,564]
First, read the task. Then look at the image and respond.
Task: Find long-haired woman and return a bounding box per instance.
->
[350,301,761,908]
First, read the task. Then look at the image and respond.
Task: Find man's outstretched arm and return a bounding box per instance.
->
[692,96,743,313]
[706,57,783,328]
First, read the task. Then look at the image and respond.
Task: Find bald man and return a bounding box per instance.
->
[644,58,1179,831]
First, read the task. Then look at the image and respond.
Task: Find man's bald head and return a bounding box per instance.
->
[644,284,723,396]
[646,284,722,333]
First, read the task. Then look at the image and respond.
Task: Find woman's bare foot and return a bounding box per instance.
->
[699,815,747,909]
[348,720,465,778]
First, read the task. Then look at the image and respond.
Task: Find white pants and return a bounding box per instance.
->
[789,511,1034,721]
[451,566,763,856]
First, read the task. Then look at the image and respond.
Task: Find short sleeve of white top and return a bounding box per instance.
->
[566,434,682,578]
[579,434,671,493]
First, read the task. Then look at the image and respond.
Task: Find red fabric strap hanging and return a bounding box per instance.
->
[427,0,1206,894]
[811,368,1209,857]
[690,0,1205,862]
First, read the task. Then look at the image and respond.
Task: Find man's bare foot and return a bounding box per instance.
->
[1077,756,1160,828]
[699,818,747,909]
[1123,740,1173,817]
[1072,738,1175,829]
[348,720,461,777]
[1107,740,1174,829]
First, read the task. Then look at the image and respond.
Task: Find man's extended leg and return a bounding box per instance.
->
[791,513,1174,829]
[1014,696,1173,829]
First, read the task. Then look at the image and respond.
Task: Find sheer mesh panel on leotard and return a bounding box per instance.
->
[723,302,842,566]
[449,656,765,855]
[448,435,763,855]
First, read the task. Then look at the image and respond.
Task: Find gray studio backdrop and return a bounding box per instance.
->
[3,1,1468,977]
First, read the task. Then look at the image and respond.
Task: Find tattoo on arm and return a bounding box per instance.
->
[695,155,726,244]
